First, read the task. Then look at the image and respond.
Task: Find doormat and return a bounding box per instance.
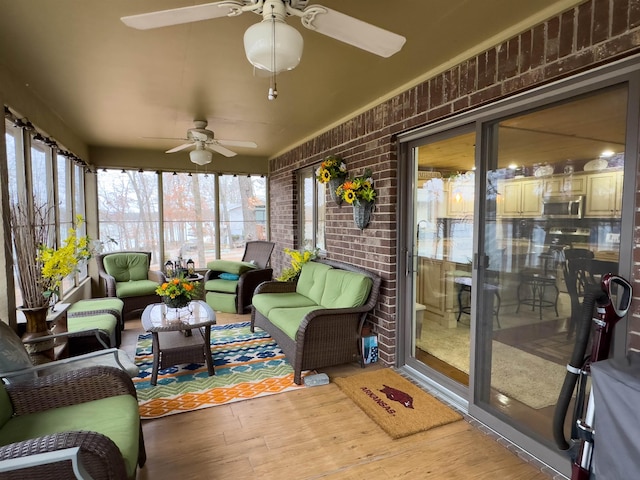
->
[334,368,462,439]
[133,321,306,419]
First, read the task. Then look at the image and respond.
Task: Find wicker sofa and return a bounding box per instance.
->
[250,258,381,384]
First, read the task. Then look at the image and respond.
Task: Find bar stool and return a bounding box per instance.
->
[516,251,560,319]
[454,276,501,328]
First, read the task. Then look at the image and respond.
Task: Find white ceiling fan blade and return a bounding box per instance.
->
[166,142,195,153]
[301,6,406,58]
[207,144,237,157]
[216,139,258,148]
[121,1,244,30]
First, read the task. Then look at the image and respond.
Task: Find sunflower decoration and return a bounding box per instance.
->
[315,154,347,184]
[337,169,377,205]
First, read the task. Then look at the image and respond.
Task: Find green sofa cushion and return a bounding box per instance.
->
[206,292,237,313]
[319,270,372,309]
[205,279,239,294]
[252,292,317,318]
[68,298,124,316]
[268,306,324,340]
[0,394,140,478]
[206,260,256,275]
[0,385,13,429]
[295,262,332,305]
[116,279,159,298]
[103,253,150,282]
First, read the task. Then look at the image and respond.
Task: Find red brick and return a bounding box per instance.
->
[631,0,640,27]
[612,0,629,35]
[577,1,593,50]
[531,24,546,67]
[477,48,497,89]
[546,16,561,62]
[593,0,611,43]
[559,9,575,57]
[519,29,533,72]
[429,74,443,109]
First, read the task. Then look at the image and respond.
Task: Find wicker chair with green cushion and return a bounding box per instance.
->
[67,298,125,351]
[251,258,381,384]
[97,251,165,321]
[0,366,146,480]
[204,241,275,314]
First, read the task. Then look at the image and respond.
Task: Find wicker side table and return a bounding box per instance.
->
[141,300,216,385]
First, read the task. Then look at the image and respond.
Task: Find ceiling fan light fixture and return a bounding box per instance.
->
[243,19,303,73]
[190,147,213,165]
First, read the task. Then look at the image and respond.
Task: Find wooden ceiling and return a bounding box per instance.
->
[417,84,627,173]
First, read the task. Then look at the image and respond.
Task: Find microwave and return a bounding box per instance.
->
[541,195,584,218]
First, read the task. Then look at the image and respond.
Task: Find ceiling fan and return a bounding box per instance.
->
[121,1,406,81]
[163,120,258,165]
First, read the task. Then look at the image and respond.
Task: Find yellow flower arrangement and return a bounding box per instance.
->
[336,169,377,205]
[277,248,318,282]
[38,215,95,304]
[155,277,200,301]
[315,154,347,184]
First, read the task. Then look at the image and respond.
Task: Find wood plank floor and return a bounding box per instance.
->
[122,313,555,480]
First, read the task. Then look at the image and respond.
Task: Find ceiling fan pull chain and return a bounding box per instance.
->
[268,3,278,100]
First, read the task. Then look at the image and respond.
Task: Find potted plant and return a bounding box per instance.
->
[277,248,318,282]
[337,169,377,229]
[9,200,95,352]
[155,276,201,309]
[315,154,347,205]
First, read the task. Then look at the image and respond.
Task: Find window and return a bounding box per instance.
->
[299,166,325,251]
[4,116,89,305]
[97,171,268,269]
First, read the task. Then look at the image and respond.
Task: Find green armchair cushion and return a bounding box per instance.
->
[320,270,373,309]
[103,253,150,282]
[204,279,239,294]
[115,279,160,298]
[252,292,317,318]
[0,394,140,478]
[295,262,332,305]
[0,321,33,374]
[68,298,124,317]
[205,292,237,313]
[206,260,256,275]
[268,306,324,340]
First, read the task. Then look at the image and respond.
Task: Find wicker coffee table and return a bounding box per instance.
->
[141,300,216,385]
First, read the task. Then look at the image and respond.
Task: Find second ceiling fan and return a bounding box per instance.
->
[164,120,258,165]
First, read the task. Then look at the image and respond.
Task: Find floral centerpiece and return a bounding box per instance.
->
[337,169,377,229]
[315,154,347,205]
[277,248,318,282]
[156,276,200,308]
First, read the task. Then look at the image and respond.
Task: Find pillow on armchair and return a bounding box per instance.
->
[103,253,150,281]
[206,260,256,275]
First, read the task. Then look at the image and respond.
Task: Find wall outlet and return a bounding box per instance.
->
[606,233,620,244]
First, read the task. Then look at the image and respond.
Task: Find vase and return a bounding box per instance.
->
[19,306,55,357]
[163,295,190,309]
[353,201,374,230]
[328,177,344,206]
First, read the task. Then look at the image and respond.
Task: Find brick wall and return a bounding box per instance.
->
[269,0,640,365]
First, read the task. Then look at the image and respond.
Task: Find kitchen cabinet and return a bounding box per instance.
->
[543,175,586,196]
[446,177,474,217]
[497,178,542,217]
[584,169,623,217]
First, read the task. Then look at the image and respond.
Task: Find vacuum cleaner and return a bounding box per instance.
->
[553,273,632,480]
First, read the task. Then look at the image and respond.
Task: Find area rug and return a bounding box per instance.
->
[133,321,305,419]
[334,368,462,439]
[416,322,566,409]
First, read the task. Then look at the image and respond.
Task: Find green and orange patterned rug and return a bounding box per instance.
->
[133,321,305,419]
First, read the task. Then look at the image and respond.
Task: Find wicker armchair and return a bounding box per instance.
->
[97,251,165,323]
[204,241,275,313]
[0,366,146,480]
[251,258,381,384]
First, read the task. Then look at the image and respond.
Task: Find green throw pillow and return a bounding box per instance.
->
[206,260,256,275]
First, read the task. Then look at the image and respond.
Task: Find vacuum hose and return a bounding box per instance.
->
[552,288,606,450]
